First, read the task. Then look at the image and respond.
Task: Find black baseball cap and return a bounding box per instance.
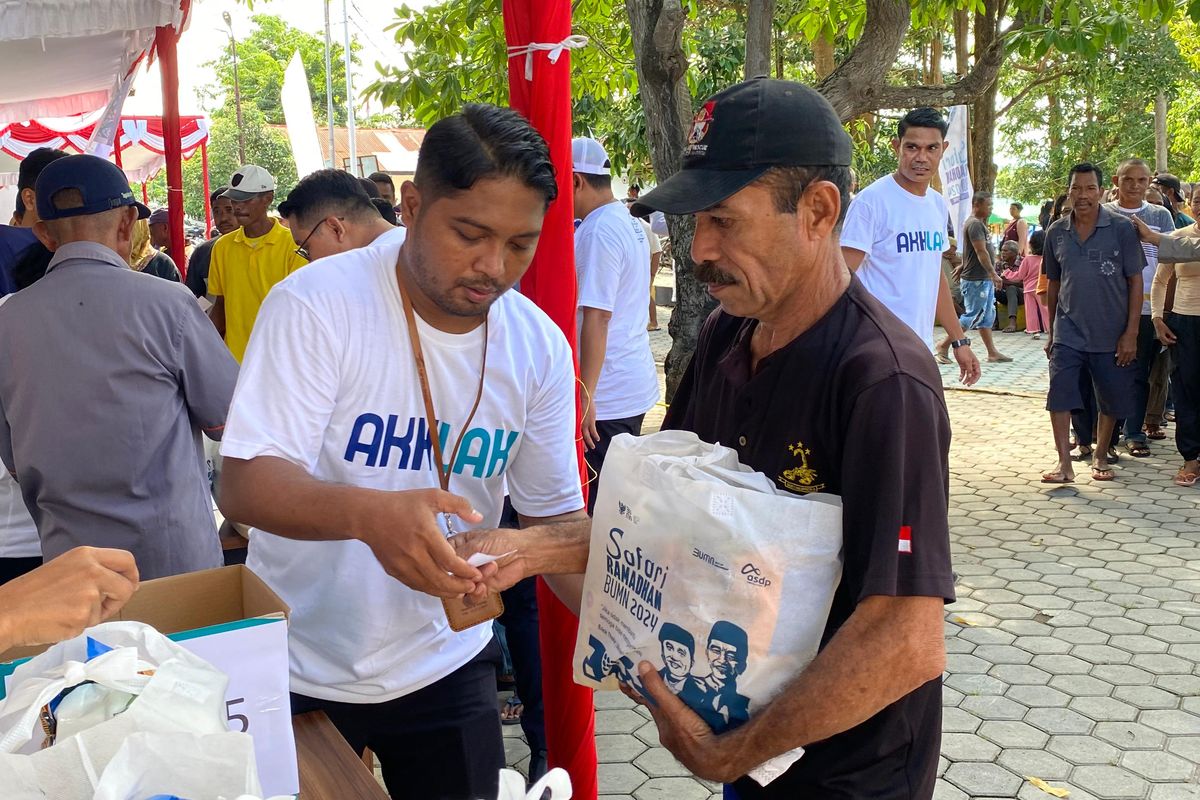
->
[631,78,852,217]
[18,147,69,192]
[1153,173,1182,194]
[35,154,150,222]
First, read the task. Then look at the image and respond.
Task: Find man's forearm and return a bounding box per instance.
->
[934,270,965,338]
[218,455,379,542]
[723,595,945,771]
[579,310,609,398]
[1126,276,1142,333]
[1046,282,1059,336]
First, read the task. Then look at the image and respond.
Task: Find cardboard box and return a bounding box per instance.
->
[1,565,299,798]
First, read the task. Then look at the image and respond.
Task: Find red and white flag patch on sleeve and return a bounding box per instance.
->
[898,525,913,554]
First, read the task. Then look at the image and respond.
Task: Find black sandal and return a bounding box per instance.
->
[1124,440,1150,458]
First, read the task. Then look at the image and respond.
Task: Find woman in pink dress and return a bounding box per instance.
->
[1013,229,1048,336]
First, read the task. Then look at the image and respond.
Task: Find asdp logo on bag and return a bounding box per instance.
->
[741,563,772,588]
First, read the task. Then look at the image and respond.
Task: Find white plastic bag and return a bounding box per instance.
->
[92,731,262,800]
[495,767,572,800]
[0,621,231,799]
[574,431,843,784]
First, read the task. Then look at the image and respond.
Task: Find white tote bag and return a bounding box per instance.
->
[574,431,843,783]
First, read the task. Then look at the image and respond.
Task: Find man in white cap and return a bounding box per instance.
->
[207,165,307,362]
[572,136,660,512]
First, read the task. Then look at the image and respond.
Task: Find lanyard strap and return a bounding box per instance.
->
[396,265,489,499]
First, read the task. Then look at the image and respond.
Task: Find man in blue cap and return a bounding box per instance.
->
[0,154,239,580]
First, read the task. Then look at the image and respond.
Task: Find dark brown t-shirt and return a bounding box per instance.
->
[664,276,955,800]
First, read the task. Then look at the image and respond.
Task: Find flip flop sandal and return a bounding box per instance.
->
[934,352,953,365]
[1174,469,1199,488]
[501,695,524,725]
[1092,465,1116,481]
[1145,425,1167,440]
[1125,441,1151,458]
[1075,445,1094,461]
[1108,447,1121,462]
[1165,411,1177,422]
[1041,470,1074,484]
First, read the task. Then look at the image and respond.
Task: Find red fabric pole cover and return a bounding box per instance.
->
[201,140,212,236]
[155,24,186,278]
[503,1,597,798]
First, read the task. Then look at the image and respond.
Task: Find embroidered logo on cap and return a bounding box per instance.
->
[685,101,716,158]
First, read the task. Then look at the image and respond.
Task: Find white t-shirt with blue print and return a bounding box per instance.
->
[841,175,950,342]
[222,233,583,703]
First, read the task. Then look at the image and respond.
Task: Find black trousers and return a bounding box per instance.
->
[496,500,547,770]
[0,556,41,586]
[292,639,505,800]
[1122,315,1161,442]
[1169,312,1200,461]
[584,413,646,515]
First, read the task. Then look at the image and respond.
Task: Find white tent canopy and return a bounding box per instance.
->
[0,0,187,125]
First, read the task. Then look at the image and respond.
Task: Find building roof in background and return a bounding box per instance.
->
[272,126,426,174]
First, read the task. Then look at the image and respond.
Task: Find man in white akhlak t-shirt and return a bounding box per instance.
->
[840,107,982,386]
[636,211,665,331]
[278,168,408,262]
[217,105,586,800]
[573,136,660,513]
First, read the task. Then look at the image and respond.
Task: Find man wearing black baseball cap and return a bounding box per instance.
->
[0,154,239,581]
[460,78,954,799]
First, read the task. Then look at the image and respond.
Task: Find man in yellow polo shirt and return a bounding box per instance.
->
[208,165,308,362]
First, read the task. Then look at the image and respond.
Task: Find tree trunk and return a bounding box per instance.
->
[930,33,943,84]
[1155,91,1168,172]
[968,0,999,192]
[626,0,711,402]
[953,9,969,78]
[812,33,836,79]
[1047,84,1063,184]
[817,0,1019,121]
[745,0,776,80]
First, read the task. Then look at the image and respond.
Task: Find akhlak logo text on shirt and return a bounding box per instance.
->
[344,415,520,479]
[894,230,945,253]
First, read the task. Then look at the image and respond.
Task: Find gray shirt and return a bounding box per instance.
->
[1044,207,1146,353]
[1103,201,1175,315]
[960,217,995,281]
[0,241,238,579]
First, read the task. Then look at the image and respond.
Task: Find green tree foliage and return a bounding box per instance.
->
[138,104,298,222]
[995,21,1185,203]
[201,13,357,125]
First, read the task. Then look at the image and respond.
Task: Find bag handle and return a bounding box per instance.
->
[0,646,152,753]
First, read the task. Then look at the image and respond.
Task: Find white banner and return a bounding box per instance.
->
[84,70,137,159]
[937,105,974,247]
[281,51,324,179]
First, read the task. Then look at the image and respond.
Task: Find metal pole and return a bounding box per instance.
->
[343,0,357,175]
[324,0,336,169]
[223,12,246,165]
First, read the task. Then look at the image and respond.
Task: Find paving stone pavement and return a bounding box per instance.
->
[495,316,1200,799]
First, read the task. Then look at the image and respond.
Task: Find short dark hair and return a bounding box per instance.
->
[368,171,395,189]
[18,147,69,191]
[755,165,854,229]
[1029,229,1046,256]
[1068,162,1104,188]
[897,107,948,140]
[371,197,398,225]
[580,172,611,190]
[277,169,378,225]
[972,191,992,205]
[1010,202,1023,211]
[1117,157,1150,175]
[658,622,694,652]
[415,103,557,207]
[358,177,382,199]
